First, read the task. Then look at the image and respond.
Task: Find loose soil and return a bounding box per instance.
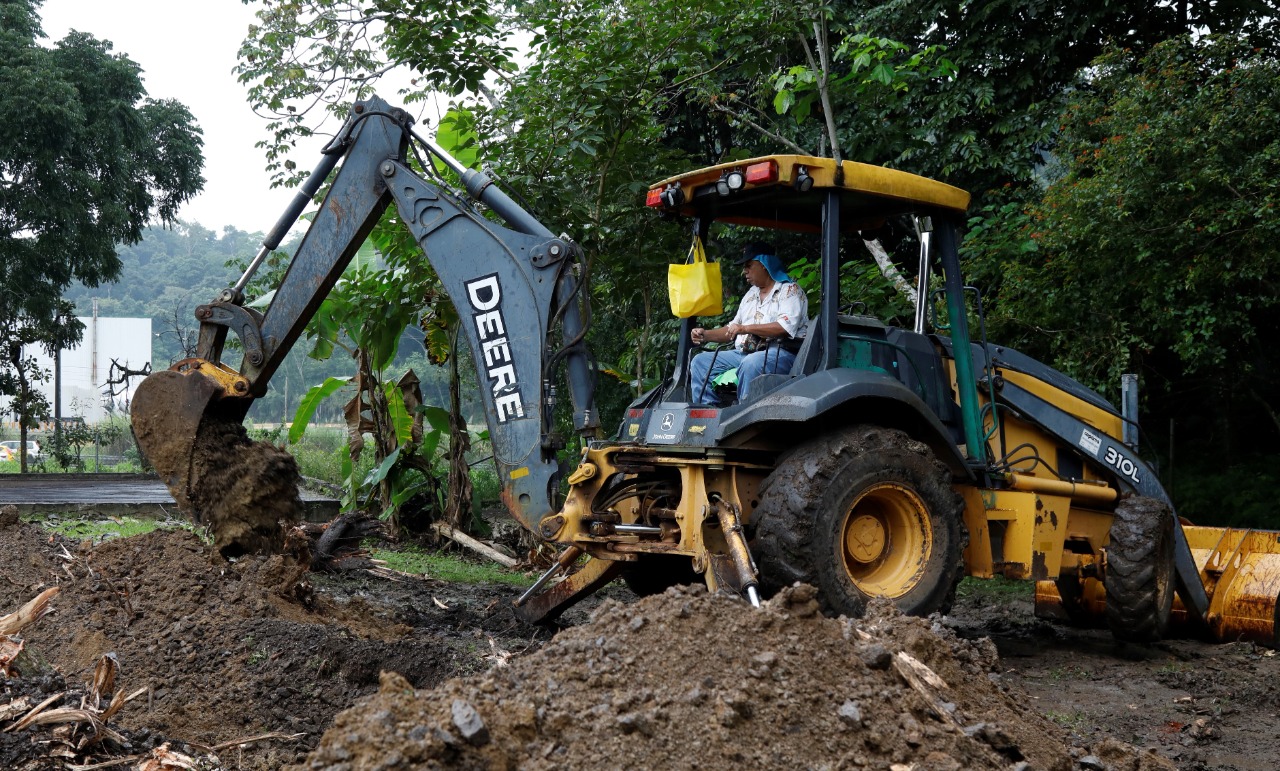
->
[1,512,1277,770]
[131,370,303,557]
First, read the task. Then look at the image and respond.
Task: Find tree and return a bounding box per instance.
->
[0,0,204,469]
[855,0,1278,197]
[984,36,1280,449]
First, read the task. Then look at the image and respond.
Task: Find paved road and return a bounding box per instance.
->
[0,473,338,522]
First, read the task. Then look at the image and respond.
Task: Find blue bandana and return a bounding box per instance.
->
[750,253,791,283]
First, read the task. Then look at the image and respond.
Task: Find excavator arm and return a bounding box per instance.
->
[132,96,598,534]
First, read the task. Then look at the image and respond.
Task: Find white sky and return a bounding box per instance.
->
[37,0,434,234]
[39,0,278,231]
[37,1,432,234]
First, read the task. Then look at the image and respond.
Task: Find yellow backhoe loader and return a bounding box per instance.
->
[131,97,1280,645]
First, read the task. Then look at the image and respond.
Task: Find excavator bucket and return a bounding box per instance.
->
[131,360,301,557]
[132,365,227,513]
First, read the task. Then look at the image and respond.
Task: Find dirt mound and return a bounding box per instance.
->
[0,518,544,769]
[0,510,1221,770]
[301,584,1173,771]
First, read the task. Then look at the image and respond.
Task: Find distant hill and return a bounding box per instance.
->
[63,222,463,426]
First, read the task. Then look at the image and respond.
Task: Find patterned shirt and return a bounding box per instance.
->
[731,281,809,352]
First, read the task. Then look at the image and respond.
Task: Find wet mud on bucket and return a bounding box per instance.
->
[132,370,302,557]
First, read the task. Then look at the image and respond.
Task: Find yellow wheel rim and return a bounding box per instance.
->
[839,483,931,598]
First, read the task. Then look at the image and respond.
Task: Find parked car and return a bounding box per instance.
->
[0,440,41,462]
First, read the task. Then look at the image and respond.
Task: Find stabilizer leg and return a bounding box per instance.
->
[513,556,625,624]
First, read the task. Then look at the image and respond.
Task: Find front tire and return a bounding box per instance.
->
[1104,496,1175,642]
[752,426,965,618]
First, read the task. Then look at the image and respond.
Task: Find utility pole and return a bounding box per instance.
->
[54,346,62,456]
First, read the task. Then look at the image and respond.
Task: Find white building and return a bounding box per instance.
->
[2,313,152,425]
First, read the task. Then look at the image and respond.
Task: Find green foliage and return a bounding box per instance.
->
[955,575,1033,602]
[434,107,480,173]
[994,37,1280,398]
[40,516,160,543]
[283,224,471,529]
[1045,709,1091,733]
[1170,454,1280,529]
[858,0,1277,194]
[287,424,377,484]
[469,465,501,510]
[771,30,956,165]
[236,0,519,184]
[45,416,125,472]
[840,259,916,325]
[228,1,1280,525]
[0,1,203,450]
[290,377,350,443]
[26,512,208,543]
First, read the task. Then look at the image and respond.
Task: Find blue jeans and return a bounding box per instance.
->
[689,346,797,405]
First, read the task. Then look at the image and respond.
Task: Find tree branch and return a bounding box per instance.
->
[807,18,844,168]
[711,101,813,156]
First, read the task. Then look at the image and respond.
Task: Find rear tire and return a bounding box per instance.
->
[1104,496,1175,642]
[752,426,965,618]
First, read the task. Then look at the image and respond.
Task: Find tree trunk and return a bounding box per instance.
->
[863,238,918,305]
[444,338,473,532]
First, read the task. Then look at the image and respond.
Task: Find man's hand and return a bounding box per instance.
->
[725,322,744,338]
[691,327,707,344]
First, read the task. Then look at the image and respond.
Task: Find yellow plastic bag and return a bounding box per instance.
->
[668,237,723,318]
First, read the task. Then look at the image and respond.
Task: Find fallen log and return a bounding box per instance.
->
[431,523,519,568]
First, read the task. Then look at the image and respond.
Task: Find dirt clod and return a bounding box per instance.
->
[132,369,302,557]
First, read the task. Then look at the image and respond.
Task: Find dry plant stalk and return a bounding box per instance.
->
[892,651,957,726]
[5,692,67,732]
[0,587,60,635]
[89,653,119,709]
[0,635,24,675]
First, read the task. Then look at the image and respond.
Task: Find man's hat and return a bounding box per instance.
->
[734,240,791,283]
[735,240,776,265]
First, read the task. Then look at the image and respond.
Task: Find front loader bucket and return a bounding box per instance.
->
[1171,525,1280,645]
[1041,525,1280,646]
[131,361,301,557]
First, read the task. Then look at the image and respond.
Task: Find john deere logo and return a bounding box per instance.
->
[660,413,675,431]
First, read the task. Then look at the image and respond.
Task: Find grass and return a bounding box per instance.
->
[25,512,531,587]
[0,458,143,474]
[1046,665,1092,683]
[28,513,207,545]
[955,575,1035,601]
[1157,661,1193,676]
[38,516,163,542]
[371,544,535,587]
